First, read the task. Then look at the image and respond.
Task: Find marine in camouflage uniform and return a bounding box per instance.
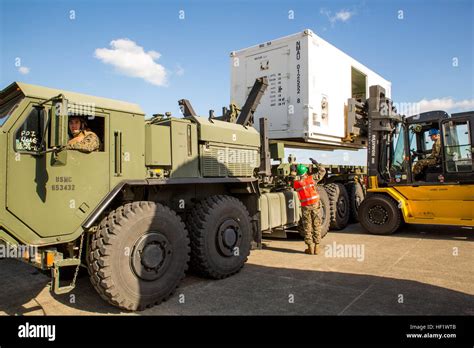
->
[412,132,441,175]
[67,116,100,153]
[294,159,326,255]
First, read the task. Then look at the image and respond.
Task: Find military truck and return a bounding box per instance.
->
[0,76,369,310]
[0,79,274,310]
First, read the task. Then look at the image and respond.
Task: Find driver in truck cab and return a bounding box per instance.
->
[67,115,100,153]
[412,128,441,176]
[294,158,326,255]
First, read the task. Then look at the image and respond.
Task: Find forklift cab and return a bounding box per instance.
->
[390,110,474,184]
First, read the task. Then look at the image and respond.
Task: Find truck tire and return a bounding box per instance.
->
[345,181,365,223]
[325,183,350,230]
[87,201,190,311]
[358,194,402,235]
[298,185,330,239]
[318,186,331,238]
[187,195,252,279]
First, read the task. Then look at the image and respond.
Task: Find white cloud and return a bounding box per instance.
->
[333,10,353,22]
[95,38,167,86]
[18,66,30,75]
[321,8,355,26]
[176,64,185,76]
[417,97,474,113]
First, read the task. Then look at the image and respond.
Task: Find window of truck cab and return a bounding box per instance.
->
[0,95,24,127]
[65,113,106,152]
[14,105,45,152]
[13,104,106,153]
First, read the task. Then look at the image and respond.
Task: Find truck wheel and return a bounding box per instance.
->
[345,182,365,223]
[358,194,402,235]
[87,202,190,311]
[298,185,330,239]
[318,186,331,238]
[325,183,350,230]
[187,195,252,279]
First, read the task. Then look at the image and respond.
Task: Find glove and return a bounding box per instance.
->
[309,158,318,165]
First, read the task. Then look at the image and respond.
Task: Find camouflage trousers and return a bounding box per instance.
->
[301,203,321,246]
[412,158,437,175]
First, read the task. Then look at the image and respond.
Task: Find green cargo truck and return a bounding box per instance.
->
[0,79,365,310]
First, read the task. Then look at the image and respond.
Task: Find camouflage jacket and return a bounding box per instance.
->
[427,137,441,160]
[67,131,100,153]
[311,164,326,183]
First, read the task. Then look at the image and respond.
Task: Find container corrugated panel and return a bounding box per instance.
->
[230,29,391,148]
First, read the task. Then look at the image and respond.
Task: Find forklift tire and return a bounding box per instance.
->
[298,185,330,239]
[358,194,402,235]
[345,182,366,223]
[325,183,350,230]
[187,195,252,279]
[87,202,190,311]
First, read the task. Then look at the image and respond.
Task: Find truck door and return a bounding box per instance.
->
[6,102,110,239]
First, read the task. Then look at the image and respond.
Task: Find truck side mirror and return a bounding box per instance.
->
[51,97,69,148]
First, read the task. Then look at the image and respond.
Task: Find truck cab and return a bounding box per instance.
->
[0,82,145,250]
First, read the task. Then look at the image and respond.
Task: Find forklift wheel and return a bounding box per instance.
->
[358,194,402,235]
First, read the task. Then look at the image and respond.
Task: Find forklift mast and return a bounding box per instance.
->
[365,85,403,187]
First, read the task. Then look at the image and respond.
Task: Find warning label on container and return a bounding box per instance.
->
[269,73,286,107]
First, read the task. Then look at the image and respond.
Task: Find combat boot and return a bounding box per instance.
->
[314,244,321,255]
[304,244,315,255]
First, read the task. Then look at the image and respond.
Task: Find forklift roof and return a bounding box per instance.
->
[1,81,145,115]
[451,111,474,119]
[406,110,449,124]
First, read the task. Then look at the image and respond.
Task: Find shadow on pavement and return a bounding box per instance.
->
[1,257,472,316]
[0,259,48,315]
[328,223,474,242]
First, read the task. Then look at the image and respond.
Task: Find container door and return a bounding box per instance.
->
[245,45,290,131]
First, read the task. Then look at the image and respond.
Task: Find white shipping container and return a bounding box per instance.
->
[230,29,391,149]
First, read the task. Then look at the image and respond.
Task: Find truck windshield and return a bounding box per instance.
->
[0,95,24,127]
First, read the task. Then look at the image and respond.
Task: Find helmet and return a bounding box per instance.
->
[428,128,440,136]
[296,164,308,176]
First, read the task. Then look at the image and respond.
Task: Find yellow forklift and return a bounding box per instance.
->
[356,86,474,234]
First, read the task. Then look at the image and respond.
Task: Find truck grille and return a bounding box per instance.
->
[201,145,259,177]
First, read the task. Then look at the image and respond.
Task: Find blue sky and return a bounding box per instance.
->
[1,0,473,165]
